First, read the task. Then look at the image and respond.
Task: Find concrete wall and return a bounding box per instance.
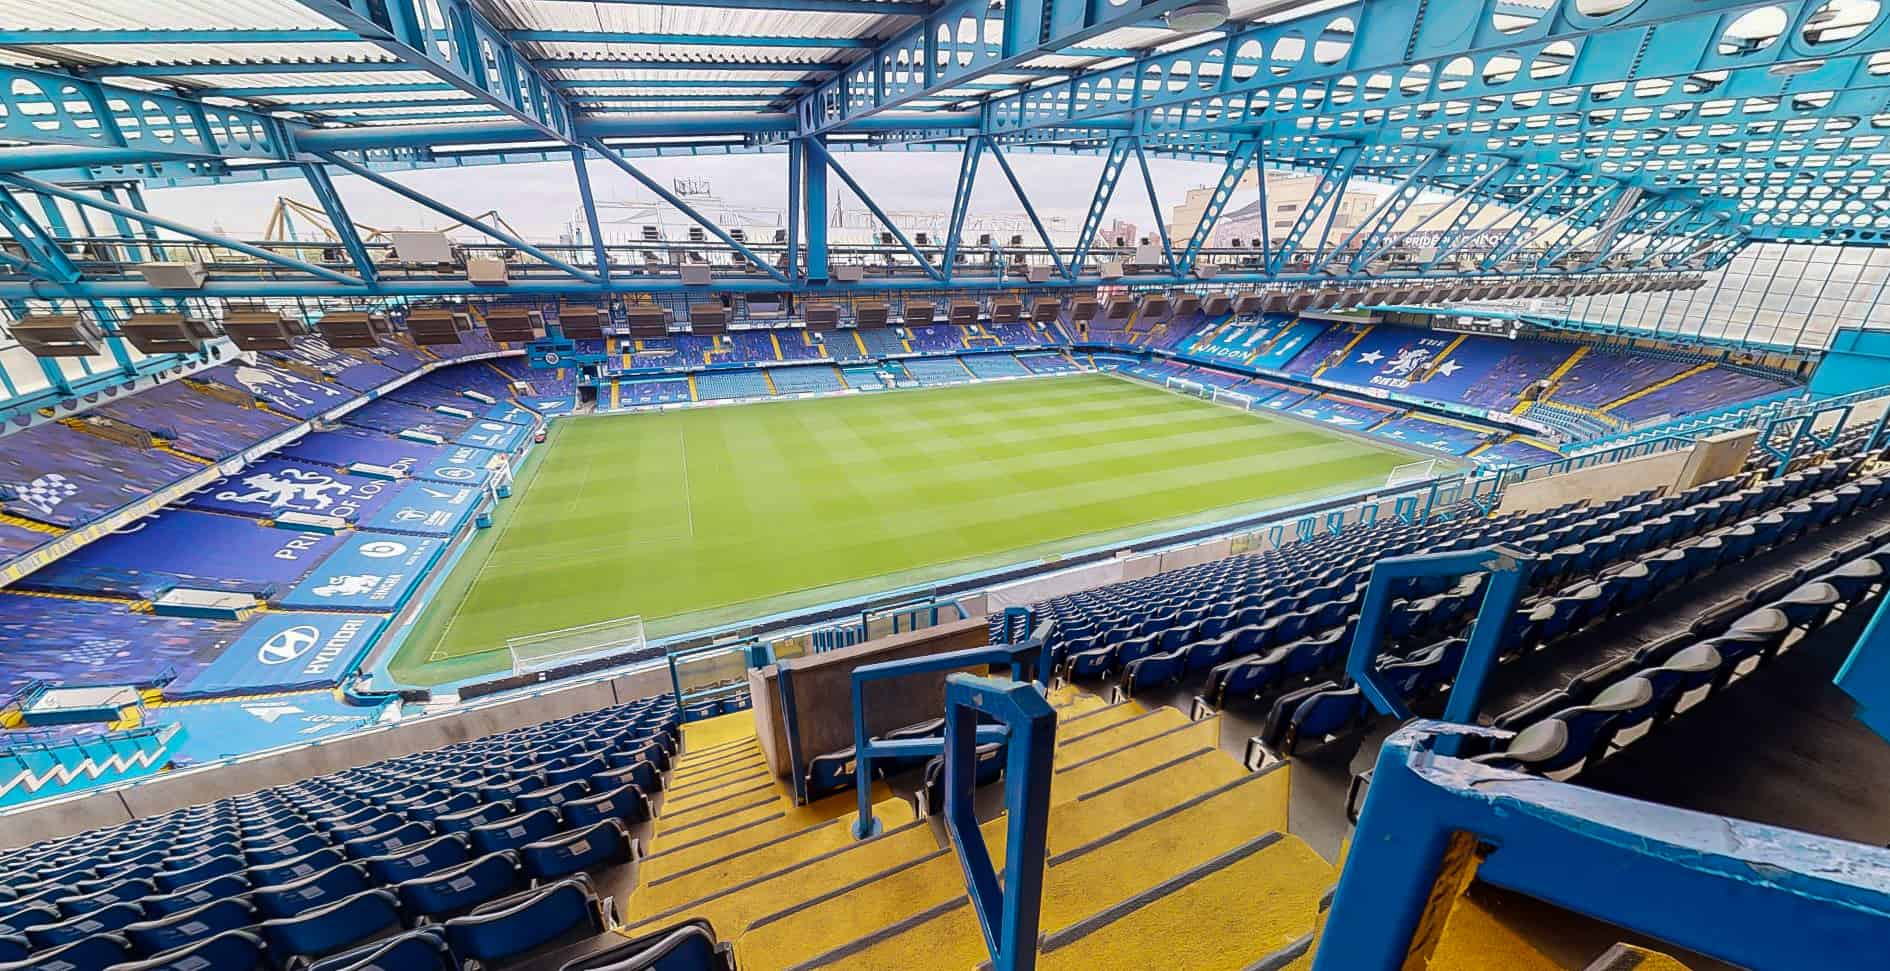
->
[1498,448,1692,516]
[0,664,672,851]
[749,617,990,780]
[1675,429,1758,491]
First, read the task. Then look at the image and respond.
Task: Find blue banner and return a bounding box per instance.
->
[20,510,340,599]
[280,533,444,611]
[416,444,497,486]
[185,459,400,522]
[361,481,480,535]
[527,396,575,417]
[173,612,388,697]
[158,693,392,765]
[483,403,537,426]
[455,420,528,452]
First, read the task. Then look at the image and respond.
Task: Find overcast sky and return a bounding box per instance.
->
[143,149,1236,243]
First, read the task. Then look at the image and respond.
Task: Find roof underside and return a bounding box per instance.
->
[0,0,1887,245]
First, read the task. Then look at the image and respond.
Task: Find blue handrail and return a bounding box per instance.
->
[1315,722,1890,971]
[847,630,1051,838]
[941,673,1056,971]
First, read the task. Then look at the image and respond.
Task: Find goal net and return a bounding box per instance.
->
[1213,388,1255,410]
[508,614,646,676]
[1386,458,1442,488]
[1164,376,1211,399]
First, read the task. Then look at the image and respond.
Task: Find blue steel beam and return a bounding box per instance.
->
[0,63,297,159]
[298,163,378,283]
[942,138,984,281]
[983,0,1842,137]
[802,138,943,282]
[294,0,576,142]
[1068,136,1135,278]
[0,172,364,286]
[538,58,839,73]
[1179,138,1257,270]
[313,153,600,283]
[570,150,610,282]
[508,31,874,48]
[0,186,81,284]
[582,139,789,284]
[1334,151,1444,274]
[983,137,1066,279]
[89,60,410,78]
[795,0,1201,134]
[0,29,359,44]
[1268,145,1360,274]
[1534,184,1635,270]
[1132,142,1178,276]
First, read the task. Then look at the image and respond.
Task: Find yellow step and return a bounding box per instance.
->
[647,789,915,871]
[667,748,769,787]
[740,768,1316,970]
[629,813,941,923]
[659,768,777,816]
[680,710,757,753]
[1583,944,1694,971]
[1051,707,1194,767]
[1051,716,1223,798]
[1424,889,1565,971]
[1031,832,1331,971]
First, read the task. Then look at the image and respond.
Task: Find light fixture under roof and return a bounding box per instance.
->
[1165,0,1229,32]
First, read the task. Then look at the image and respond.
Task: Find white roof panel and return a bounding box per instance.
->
[18,41,389,65]
[0,0,336,31]
[482,0,903,39]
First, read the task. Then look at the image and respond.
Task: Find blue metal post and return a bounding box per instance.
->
[299,162,379,283]
[1132,143,1177,276]
[584,139,789,284]
[1345,545,1535,755]
[942,674,1054,971]
[984,137,1066,278]
[942,137,983,281]
[801,137,828,282]
[570,148,610,281]
[786,139,802,283]
[315,153,600,284]
[803,139,943,283]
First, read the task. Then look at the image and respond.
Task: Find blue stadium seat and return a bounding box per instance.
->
[0,932,132,971]
[469,809,562,857]
[435,802,514,835]
[140,874,251,919]
[362,833,473,886]
[519,820,635,881]
[250,847,349,889]
[343,822,434,860]
[442,878,604,965]
[556,918,733,971]
[395,851,522,923]
[24,902,145,950]
[306,928,458,971]
[121,898,257,958]
[1479,677,1655,778]
[155,854,245,892]
[258,889,403,965]
[254,861,374,920]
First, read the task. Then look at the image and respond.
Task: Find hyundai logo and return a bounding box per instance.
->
[258,625,321,665]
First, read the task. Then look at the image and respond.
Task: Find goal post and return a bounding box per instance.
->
[507,614,647,676]
[1213,388,1255,411]
[1386,458,1443,488]
[1164,376,1211,399]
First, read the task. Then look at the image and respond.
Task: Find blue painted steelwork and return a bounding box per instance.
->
[942,138,984,280]
[1315,721,1890,971]
[1069,137,1135,276]
[984,137,1067,278]
[1758,402,1853,477]
[941,673,1055,971]
[2,172,363,286]
[1838,593,1890,743]
[1131,142,1178,275]
[299,163,379,284]
[314,153,600,284]
[584,140,790,284]
[803,138,944,282]
[569,149,609,282]
[1268,146,1360,274]
[1346,545,1534,756]
[847,637,1049,837]
[1179,138,1256,270]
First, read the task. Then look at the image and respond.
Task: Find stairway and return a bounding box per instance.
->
[618,690,1333,970]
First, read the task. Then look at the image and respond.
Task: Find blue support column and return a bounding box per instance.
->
[984,137,1065,278]
[1132,143,1177,276]
[942,137,984,281]
[317,152,598,284]
[0,185,80,284]
[1180,139,1256,270]
[1070,137,1135,278]
[569,148,610,282]
[801,137,828,283]
[1345,545,1535,756]
[299,162,379,284]
[585,139,788,284]
[786,139,803,283]
[1268,146,1360,274]
[804,138,942,283]
[1,172,364,287]
[942,674,1055,971]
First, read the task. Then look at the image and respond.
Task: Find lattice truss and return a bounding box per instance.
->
[0,0,1887,300]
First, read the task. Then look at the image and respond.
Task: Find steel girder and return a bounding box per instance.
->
[1069,137,1136,277]
[294,0,576,142]
[1180,139,1258,270]
[1269,145,1362,274]
[794,0,1200,135]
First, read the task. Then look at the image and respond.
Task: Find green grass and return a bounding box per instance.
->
[387,374,1418,686]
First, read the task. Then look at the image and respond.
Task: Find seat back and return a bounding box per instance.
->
[395,851,522,922]
[443,878,602,963]
[258,888,402,964]
[520,820,634,882]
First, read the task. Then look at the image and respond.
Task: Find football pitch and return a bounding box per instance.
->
[388,373,1421,686]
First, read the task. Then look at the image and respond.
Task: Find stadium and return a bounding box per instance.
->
[3,0,1890,967]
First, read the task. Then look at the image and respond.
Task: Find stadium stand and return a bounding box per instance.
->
[899,357,975,385]
[618,378,693,407]
[693,370,772,402]
[960,353,1029,380]
[768,365,844,395]
[855,327,908,359]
